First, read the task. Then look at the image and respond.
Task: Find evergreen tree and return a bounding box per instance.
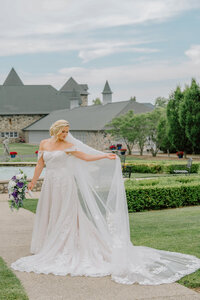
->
[157,115,175,154]
[166,86,192,156]
[179,79,200,153]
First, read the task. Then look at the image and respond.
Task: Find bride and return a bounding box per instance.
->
[11,119,200,285]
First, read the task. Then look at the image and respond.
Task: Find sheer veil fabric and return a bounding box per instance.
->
[11,132,200,285]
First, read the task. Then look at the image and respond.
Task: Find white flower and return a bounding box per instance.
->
[18,188,22,192]
[9,195,14,200]
[8,180,16,188]
[16,173,24,180]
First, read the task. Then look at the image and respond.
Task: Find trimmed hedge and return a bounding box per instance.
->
[166,163,199,174]
[125,181,200,212]
[123,162,200,174]
[123,163,163,173]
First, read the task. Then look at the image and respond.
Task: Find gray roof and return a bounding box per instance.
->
[0,69,90,114]
[24,100,154,131]
[60,77,88,95]
[143,102,155,109]
[0,85,71,115]
[102,81,112,94]
[3,68,24,86]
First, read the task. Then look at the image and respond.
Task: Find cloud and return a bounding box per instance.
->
[20,55,200,104]
[78,42,159,63]
[0,0,200,58]
[185,45,200,64]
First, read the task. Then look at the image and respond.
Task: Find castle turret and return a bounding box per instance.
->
[3,68,24,86]
[102,80,112,105]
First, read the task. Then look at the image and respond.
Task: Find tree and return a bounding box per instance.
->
[92,98,102,105]
[167,86,192,157]
[146,109,163,157]
[130,96,136,102]
[179,79,200,153]
[134,114,149,155]
[157,115,175,154]
[154,96,168,108]
[105,110,137,154]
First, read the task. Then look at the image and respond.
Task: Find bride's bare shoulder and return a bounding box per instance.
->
[39,139,51,150]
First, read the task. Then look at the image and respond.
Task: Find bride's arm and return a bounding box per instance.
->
[28,142,45,190]
[69,151,117,161]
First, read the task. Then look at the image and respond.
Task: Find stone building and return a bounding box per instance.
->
[0,68,154,145]
[0,68,88,142]
[24,100,154,144]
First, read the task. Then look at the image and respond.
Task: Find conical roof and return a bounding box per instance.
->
[3,68,24,86]
[102,80,112,94]
[60,77,81,92]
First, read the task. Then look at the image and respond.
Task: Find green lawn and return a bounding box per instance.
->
[130,206,200,288]
[0,143,38,155]
[126,175,200,187]
[22,198,200,288]
[0,143,39,162]
[0,257,28,300]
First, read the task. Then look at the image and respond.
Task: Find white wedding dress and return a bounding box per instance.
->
[11,134,200,285]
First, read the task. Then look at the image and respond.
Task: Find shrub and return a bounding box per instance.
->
[125,180,200,212]
[123,163,163,174]
[165,163,199,174]
[122,162,200,174]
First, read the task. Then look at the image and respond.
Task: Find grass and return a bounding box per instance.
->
[22,198,200,289]
[0,143,38,155]
[129,206,200,288]
[125,175,200,188]
[23,198,38,213]
[0,257,28,300]
[0,143,38,162]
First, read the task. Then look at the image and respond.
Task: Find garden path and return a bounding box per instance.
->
[0,192,200,300]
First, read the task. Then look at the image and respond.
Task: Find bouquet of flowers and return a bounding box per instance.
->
[8,169,32,211]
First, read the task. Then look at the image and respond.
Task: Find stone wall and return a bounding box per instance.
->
[80,95,88,106]
[0,177,44,194]
[0,114,46,143]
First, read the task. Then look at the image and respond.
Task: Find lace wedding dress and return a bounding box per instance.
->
[11,133,200,285]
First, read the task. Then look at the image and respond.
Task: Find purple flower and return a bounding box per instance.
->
[12,176,16,180]
[17,181,24,188]
[12,191,18,198]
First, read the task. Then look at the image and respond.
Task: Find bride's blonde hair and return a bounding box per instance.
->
[49,120,70,139]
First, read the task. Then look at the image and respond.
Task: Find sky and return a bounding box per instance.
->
[0,0,200,105]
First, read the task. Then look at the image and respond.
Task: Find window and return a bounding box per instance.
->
[0,132,19,138]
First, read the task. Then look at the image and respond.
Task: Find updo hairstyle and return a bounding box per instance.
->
[49,120,70,140]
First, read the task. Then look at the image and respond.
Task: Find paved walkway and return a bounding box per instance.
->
[0,193,200,300]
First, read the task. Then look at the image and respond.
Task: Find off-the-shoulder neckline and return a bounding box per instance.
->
[39,145,76,152]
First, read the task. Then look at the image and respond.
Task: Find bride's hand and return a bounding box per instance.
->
[106,153,117,160]
[28,181,35,190]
